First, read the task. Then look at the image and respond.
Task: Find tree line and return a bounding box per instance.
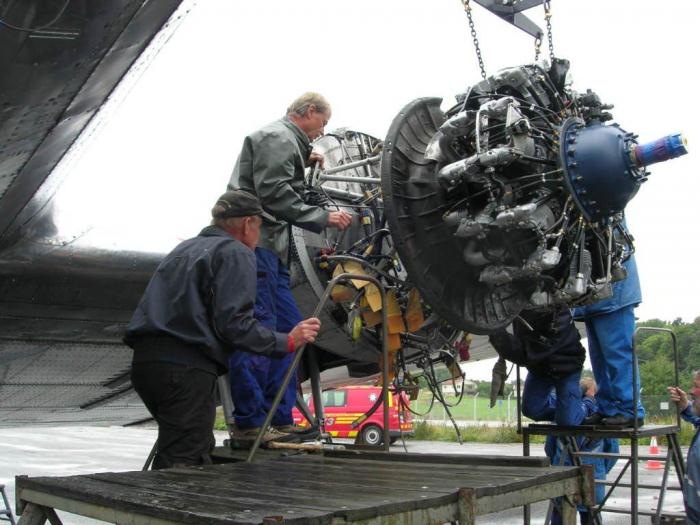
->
[637,317,700,394]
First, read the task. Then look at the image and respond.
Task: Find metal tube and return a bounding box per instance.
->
[217,375,235,428]
[142,440,157,471]
[654,448,673,525]
[306,348,324,430]
[319,174,381,185]
[356,134,375,181]
[321,155,380,175]
[631,435,638,524]
[516,366,523,433]
[295,391,315,427]
[322,187,364,201]
[246,272,389,461]
[634,327,680,428]
[632,338,639,433]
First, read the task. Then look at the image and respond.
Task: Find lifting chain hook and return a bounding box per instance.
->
[461,0,487,79]
[544,0,555,63]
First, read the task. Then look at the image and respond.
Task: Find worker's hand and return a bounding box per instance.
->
[307,151,325,169]
[328,211,353,230]
[289,317,321,349]
[668,386,689,411]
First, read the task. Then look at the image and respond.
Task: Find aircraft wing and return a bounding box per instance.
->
[0,0,185,427]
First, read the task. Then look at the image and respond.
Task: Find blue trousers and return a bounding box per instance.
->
[584,305,645,419]
[549,436,619,525]
[228,248,301,429]
[522,370,585,426]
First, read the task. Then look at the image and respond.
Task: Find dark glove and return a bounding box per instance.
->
[490,357,508,408]
[489,329,527,367]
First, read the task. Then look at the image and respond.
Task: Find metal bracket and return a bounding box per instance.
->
[472,0,544,39]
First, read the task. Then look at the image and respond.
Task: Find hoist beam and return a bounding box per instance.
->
[472,0,544,39]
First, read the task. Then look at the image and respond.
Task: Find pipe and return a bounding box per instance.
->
[322,154,380,175]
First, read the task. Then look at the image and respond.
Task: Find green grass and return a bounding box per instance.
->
[412,421,525,444]
[411,393,518,422]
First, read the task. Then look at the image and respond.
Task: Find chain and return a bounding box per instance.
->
[461,0,487,79]
[534,35,542,62]
[544,0,555,62]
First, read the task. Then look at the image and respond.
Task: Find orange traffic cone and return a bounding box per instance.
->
[645,436,664,470]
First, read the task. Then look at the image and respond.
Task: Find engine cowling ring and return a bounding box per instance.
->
[380,97,529,334]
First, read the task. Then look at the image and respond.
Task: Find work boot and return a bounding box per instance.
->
[582,412,604,425]
[274,424,320,440]
[229,426,300,443]
[602,414,644,428]
[274,424,312,433]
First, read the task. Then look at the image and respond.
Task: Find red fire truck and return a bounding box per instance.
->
[292,385,414,445]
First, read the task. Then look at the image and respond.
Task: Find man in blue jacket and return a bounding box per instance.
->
[574,252,644,427]
[124,190,321,469]
[227,93,352,438]
[668,373,700,524]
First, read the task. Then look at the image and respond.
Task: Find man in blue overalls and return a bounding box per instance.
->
[546,379,619,525]
[227,93,352,440]
[574,253,644,427]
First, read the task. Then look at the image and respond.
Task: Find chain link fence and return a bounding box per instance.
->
[410,393,680,427]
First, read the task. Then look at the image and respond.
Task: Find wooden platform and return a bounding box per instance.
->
[15,450,594,525]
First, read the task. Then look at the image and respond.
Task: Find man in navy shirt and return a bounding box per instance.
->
[489,307,588,426]
[124,190,321,469]
[668,373,700,524]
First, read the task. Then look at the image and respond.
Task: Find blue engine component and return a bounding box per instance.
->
[561,118,688,222]
[631,133,688,168]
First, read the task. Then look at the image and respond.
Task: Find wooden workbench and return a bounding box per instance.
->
[15,450,594,524]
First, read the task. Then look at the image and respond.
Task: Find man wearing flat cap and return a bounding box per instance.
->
[124,190,321,469]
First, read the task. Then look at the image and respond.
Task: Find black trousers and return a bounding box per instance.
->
[131,361,217,469]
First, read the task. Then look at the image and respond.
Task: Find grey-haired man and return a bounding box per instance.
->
[227,92,352,437]
[124,190,320,469]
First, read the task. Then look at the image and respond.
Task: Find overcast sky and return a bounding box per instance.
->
[53,0,698,335]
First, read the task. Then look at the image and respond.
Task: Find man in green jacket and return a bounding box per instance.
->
[227,92,352,439]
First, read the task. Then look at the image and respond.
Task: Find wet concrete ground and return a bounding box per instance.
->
[0,426,686,524]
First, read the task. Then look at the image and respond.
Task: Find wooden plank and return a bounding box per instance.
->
[16,502,46,525]
[86,470,456,523]
[18,475,332,525]
[325,450,551,468]
[560,494,577,525]
[16,488,183,525]
[93,467,457,519]
[144,459,581,517]
[474,476,582,516]
[175,458,545,491]
[281,453,556,479]
[277,455,580,496]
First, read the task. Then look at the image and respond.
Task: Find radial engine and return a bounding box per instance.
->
[381,59,687,333]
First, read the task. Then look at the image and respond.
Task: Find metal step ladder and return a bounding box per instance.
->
[520,326,685,525]
[0,484,16,525]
